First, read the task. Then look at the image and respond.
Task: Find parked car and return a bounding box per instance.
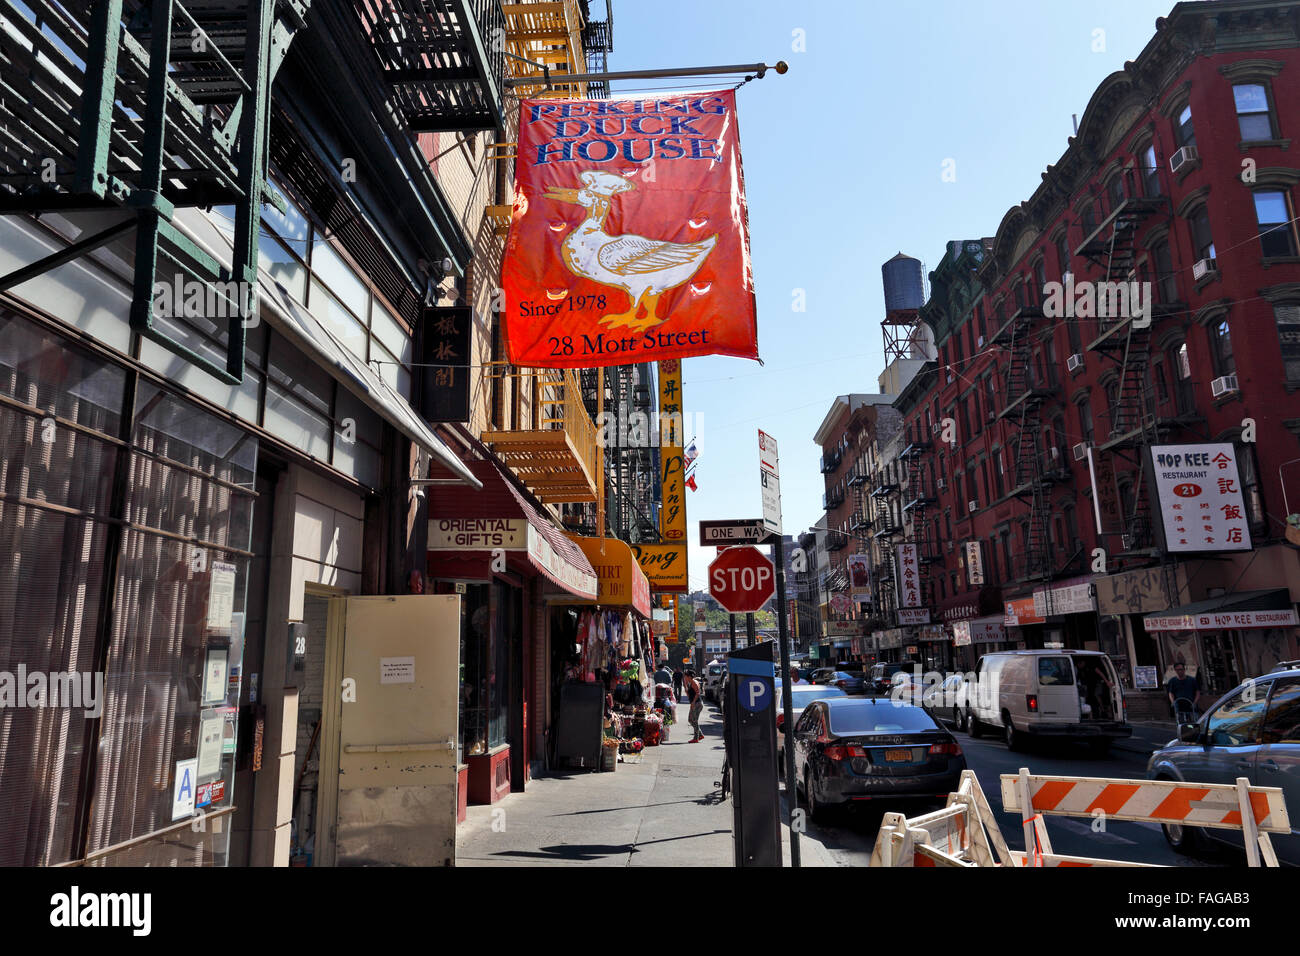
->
[704,661,726,702]
[1147,666,1300,865]
[811,669,867,694]
[870,660,920,694]
[963,650,1131,754]
[792,698,966,821]
[922,673,968,724]
[777,684,849,765]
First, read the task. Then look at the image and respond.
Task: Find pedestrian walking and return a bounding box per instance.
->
[672,668,683,700]
[684,669,704,742]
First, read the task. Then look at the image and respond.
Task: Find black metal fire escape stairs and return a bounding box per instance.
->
[901,432,935,605]
[0,0,314,384]
[1078,188,1170,557]
[995,303,1054,586]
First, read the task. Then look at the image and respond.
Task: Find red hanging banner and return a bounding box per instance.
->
[501,90,759,369]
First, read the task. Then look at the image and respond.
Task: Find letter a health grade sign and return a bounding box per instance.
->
[501,92,758,368]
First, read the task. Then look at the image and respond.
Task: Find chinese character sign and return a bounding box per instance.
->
[894,543,921,608]
[964,541,984,585]
[422,306,471,422]
[1151,443,1252,553]
[501,92,759,368]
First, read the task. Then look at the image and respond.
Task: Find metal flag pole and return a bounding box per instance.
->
[504,61,790,89]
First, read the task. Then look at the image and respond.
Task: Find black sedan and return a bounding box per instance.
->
[791,697,966,821]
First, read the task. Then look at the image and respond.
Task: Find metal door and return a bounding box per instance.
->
[327,594,461,866]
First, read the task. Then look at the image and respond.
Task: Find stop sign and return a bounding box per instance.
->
[708,546,775,614]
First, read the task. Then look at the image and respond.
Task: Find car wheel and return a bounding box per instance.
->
[954,706,965,731]
[967,708,982,738]
[1004,716,1024,752]
[1162,819,1204,856]
[803,768,828,824]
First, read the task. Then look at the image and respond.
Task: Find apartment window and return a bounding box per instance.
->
[1142,144,1161,197]
[1154,357,1170,405]
[1080,201,1096,236]
[1234,83,1276,141]
[1033,259,1048,302]
[1274,303,1300,384]
[1108,174,1126,210]
[1045,338,1060,388]
[1211,319,1236,377]
[1189,206,1216,261]
[993,447,1005,497]
[1255,190,1298,258]
[1077,397,1094,443]
[1152,239,1178,303]
[1237,442,1266,540]
[1056,233,1070,277]
[1175,103,1196,149]
[1176,341,1191,380]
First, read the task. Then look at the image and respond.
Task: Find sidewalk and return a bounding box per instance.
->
[457,701,840,866]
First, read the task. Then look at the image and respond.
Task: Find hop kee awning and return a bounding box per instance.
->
[427,459,596,600]
[549,536,652,619]
[1143,589,1298,632]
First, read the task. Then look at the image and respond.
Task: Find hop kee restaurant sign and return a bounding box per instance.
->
[501,92,758,368]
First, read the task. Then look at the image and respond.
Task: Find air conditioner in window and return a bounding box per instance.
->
[1210,374,1239,398]
[1169,145,1199,173]
[1050,446,1060,460]
[987,411,996,422]
[1067,353,1085,373]
[1073,441,1091,462]
[967,499,978,514]
[946,541,954,552]
[931,422,942,435]
[977,335,986,347]
[937,478,946,490]
[1121,533,1135,551]
[1192,257,1217,280]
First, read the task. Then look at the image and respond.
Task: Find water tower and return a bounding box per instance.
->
[881,252,928,363]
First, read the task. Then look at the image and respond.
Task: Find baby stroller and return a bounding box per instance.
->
[652,682,676,736]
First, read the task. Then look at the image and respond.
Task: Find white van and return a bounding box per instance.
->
[963,650,1131,753]
[704,660,727,702]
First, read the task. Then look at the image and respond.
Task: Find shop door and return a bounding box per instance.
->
[323,594,461,867]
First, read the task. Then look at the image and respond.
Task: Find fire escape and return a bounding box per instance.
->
[1077,178,1171,557]
[993,293,1054,583]
[871,460,901,621]
[0,0,315,383]
[900,427,936,603]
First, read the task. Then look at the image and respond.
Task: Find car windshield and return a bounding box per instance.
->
[708,665,722,676]
[827,702,940,736]
[791,686,847,706]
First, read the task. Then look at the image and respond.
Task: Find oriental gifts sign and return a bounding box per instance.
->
[1151,443,1252,553]
[894,543,921,608]
[501,92,758,369]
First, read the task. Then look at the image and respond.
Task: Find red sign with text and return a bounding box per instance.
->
[501,91,759,368]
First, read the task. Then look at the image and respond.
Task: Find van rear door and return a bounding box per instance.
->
[1035,656,1081,720]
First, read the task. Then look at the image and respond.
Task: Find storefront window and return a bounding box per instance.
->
[460,584,491,757]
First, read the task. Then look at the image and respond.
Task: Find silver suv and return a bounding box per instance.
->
[1147,665,1300,864]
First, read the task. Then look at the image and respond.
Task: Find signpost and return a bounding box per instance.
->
[700,519,773,547]
[757,428,798,867]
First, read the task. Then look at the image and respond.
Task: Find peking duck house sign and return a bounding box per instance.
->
[501,92,759,368]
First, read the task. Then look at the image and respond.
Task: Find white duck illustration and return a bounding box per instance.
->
[543,170,718,331]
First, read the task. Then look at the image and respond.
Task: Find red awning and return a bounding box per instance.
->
[428,459,597,600]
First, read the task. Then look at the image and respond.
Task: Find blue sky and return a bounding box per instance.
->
[603,0,1177,592]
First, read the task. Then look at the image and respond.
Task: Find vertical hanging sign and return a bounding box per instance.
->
[422,305,472,422]
[501,91,759,368]
[633,360,689,591]
[894,543,921,608]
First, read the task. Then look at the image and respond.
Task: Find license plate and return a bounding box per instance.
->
[885,748,912,762]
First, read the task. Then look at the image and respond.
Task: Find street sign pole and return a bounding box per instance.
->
[746,612,755,648]
[729,613,736,654]
[774,532,799,868]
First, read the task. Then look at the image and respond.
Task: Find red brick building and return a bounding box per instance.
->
[891,1,1300,705]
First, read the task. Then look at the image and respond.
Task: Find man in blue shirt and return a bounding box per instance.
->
[1166,663,1204,720]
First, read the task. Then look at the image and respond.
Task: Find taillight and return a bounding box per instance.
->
[824,745,849,761]
[846,745,869,758]
[836,680,847,688]
[928,741,963,757]
[1027,694,1038,712]
[776,712,784,730]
